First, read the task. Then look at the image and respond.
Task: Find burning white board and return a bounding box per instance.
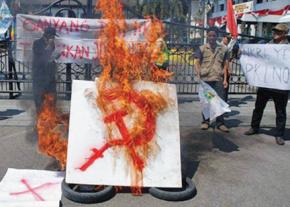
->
[66,80,182,188]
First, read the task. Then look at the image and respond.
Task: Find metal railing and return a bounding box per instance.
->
[0,1,263,99]
[0,41,256,99]
[163,21,264,95]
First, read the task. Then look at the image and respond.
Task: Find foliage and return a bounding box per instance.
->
[133,0,189,22]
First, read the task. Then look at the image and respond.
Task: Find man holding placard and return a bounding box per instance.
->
[194,27,229,132]
[244,24,289,145]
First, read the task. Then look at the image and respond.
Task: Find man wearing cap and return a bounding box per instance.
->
[244,23,289,145]
[32,26,58,114]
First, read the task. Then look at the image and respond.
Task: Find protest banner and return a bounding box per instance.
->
[16,14,151,64]
[65,79,182,188]
[240,44,290,90]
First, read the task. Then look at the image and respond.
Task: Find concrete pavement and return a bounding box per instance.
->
[0,95,290,207]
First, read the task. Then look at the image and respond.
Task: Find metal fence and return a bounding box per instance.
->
[0,1,262,99]
[166,48,256,95]
[0,41,256,99]
[0,42,103,99]
[164,21,260,95]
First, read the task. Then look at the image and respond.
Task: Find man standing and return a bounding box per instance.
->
[244,23,289,145]
[194,27,229,132]
[220,34,231,48]
[220,34,232,103]
[220,34,239,103]
[32,26,58,114]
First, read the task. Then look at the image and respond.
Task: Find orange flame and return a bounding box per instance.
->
[37,94,68,170]
[94,0,173,195]
[96,0,172,89]
[36,0,173,194]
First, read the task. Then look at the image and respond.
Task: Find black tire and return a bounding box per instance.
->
[61,179,116,204]
[149,177,196,201]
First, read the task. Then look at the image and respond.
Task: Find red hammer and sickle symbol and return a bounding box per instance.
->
[79,88,158,173]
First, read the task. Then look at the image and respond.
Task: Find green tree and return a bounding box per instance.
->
[134,0,189,22]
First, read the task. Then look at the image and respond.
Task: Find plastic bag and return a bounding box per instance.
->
[198,80,231,121]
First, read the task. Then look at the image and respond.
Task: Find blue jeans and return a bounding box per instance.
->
[202,81,225,127]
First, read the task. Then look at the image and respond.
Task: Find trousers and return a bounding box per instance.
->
[251,88,288,136]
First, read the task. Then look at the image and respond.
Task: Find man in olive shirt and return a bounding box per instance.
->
[194,27,229,132]
[244,24,289,145]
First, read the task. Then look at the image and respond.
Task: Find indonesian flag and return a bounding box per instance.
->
[226,0,238,38]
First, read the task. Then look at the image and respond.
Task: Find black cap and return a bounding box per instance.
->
[44,26,58,37]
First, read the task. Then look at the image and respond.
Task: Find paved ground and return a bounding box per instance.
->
[0,95,290,207]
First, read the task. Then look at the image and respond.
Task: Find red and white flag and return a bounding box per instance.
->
[226,0,238,38]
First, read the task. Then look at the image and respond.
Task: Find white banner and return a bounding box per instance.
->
[16,14,151,63]
[240,44,290,90]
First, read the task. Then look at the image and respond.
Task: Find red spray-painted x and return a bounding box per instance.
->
[10,179,59,201]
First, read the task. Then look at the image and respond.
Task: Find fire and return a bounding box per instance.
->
[36,0,173,194]
[37,94,69,170]
[92,0,173,194]
[96,0,172,88]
